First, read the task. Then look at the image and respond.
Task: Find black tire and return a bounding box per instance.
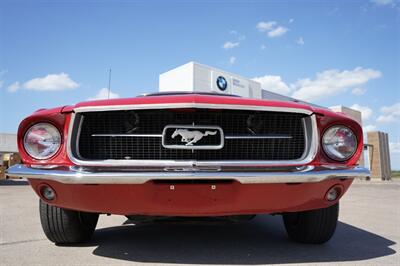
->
[225,215,256,223]
[39,200,99,244]
[282,203,339,244]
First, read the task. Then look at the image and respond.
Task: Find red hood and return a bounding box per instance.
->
[60,94,340,116]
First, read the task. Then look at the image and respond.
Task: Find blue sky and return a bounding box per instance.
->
[0,0,399,168]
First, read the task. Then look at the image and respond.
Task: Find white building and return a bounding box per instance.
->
[0,133,18,167]
[0,133,18,153]
[159,62,262,98]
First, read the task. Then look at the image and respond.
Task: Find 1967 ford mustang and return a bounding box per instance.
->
[7,92,369,244]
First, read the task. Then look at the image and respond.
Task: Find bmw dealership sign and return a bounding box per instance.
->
[159,62,262,98]
[216,76,228,91]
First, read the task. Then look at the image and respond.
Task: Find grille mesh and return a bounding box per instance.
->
[75,109,306,161]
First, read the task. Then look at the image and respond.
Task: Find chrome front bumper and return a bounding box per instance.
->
[6,164,370,184]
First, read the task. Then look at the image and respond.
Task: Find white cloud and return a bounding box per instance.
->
[222,31,244,51]
[291,67,382,102]
[253,75,292,95]
[371,0,395,6]
[229,30,245,41]
[380,102,400,114]
[376,116,396,123]
[6,73,79,92]
[253,67,382,103]
[363,124,377,132]
[390,141,400,154]
[0,70,7,88]
[296,37,305,45]
[268,26,289,38]
[222,41,239,50]
[88,88,120,100]
[256,21,277,32]
[256,21,289,38]
[229,56,236,65]
[377,102,400,123]
[350,104,373,120]
[260,44,267,50]
[7,82,20,93]
[351,87,366,95]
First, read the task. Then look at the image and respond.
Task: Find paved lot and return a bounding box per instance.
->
[0,179,399,265]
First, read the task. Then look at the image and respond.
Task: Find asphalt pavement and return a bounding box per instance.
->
[0,179,399,265]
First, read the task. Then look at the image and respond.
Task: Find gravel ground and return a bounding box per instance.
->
[0,179,399,265]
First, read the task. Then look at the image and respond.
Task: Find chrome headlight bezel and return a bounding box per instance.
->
[322,125,358,162]
[23,123,62,160]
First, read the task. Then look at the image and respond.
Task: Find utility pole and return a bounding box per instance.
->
[108,68,112,99]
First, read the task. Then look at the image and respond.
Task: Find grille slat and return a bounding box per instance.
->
[75,109,306,161]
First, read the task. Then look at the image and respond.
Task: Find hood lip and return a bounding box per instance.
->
[137,91,242,98]
[73,102,314,115]
[70,93,319,114]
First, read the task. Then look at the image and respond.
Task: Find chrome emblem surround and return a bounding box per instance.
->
[162,125,224,150]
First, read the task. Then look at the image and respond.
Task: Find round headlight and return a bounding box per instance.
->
[24,123,61,160]
[322,126,357,161]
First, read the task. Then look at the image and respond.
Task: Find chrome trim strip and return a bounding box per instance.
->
[225,135,292,139]
[67,107,319,167]
[162,125,224,150]
[73,103,313,115]
[6,164,370,184]
[92,134,162,137]
[91,134,292,139]
[300,117,308,160]
[75,116,84,159]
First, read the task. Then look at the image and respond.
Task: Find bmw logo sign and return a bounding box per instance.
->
[216,76,228,91]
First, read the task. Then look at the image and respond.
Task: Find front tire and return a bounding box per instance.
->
[282,203,339,244]
[39,200,99,244]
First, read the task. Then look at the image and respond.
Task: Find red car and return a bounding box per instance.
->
[8,92,369,244]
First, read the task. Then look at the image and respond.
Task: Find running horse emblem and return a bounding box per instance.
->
[172,129,217,146]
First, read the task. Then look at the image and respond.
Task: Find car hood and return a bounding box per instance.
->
[57,93,349,119]
[65,93,314,111]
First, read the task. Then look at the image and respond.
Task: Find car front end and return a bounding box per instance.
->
[7,93,369,244]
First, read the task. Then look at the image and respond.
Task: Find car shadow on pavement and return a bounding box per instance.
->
[86,215,396,264]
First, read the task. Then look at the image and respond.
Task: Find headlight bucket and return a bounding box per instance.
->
[23,123,62,160]
[322,126,357,161]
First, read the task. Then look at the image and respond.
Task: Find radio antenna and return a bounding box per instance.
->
[107,68,112,99]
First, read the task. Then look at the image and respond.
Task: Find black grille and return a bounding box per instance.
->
[74,109,306,161]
